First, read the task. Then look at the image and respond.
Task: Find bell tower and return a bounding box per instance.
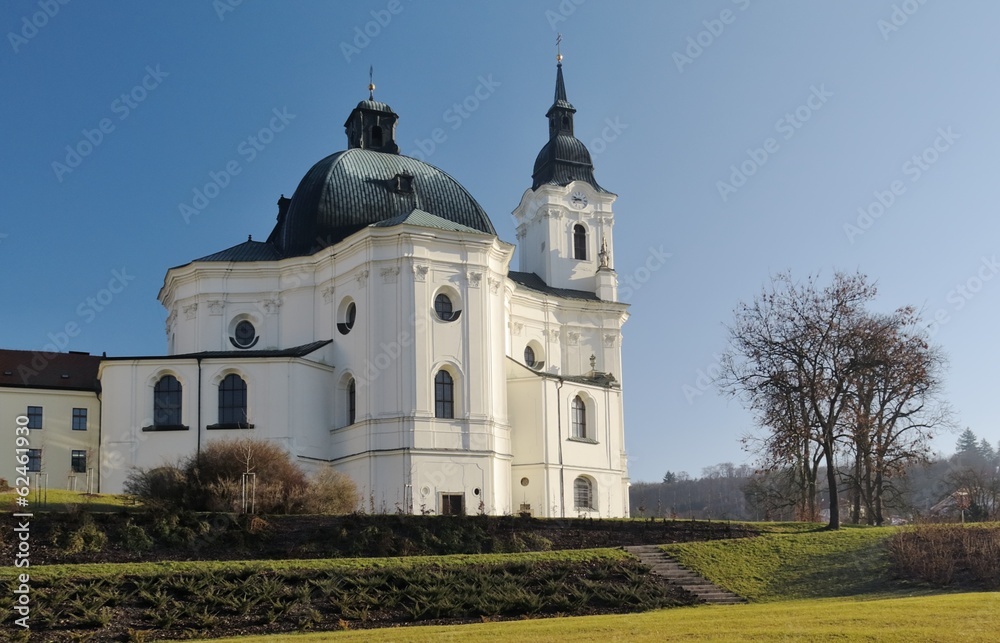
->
[344,70,399,154]
[513,51,618,299]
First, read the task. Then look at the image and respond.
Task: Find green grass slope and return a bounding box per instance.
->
[196,592,1000,642]
[661,526,903,601]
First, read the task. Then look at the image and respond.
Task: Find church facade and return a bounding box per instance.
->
[99,62,631,517]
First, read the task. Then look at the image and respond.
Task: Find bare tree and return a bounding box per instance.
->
[720,272,945,529]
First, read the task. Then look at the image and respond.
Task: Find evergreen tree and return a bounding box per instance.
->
[978,438,996,461]
[662,471,677,484]
[955,428,979,454]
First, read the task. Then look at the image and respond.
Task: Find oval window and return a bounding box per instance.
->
[231,320,258,349]
[524,345,536,368]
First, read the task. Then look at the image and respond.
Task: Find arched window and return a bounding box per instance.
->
[154,375,182,426]
[435,370,454,419]
[371,125,384,147]
[571,395,587,439]
[219,374,248,425]
[574,477,594,510]
[348,377,356,425]
[573,224,587,260]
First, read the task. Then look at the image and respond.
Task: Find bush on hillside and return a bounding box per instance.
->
[889,524,1000,588]
[123,438,358,515]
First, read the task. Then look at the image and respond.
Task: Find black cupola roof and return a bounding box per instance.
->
[264,95,495,257]
[531,61,607,193]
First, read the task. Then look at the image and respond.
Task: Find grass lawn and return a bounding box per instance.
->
[662,525,902,601]
[0,488,137,512]
[3,547,631,581]
[193,592,1000,642]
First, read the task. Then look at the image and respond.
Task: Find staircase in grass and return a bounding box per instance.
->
[624,545,747,605]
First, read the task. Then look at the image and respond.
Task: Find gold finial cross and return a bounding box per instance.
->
[368,65,375,99]
[556,33,563,63]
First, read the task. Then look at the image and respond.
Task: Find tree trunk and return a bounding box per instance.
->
[824,438,840,529]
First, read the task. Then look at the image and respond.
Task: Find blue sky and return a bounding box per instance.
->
[2,1,998,483]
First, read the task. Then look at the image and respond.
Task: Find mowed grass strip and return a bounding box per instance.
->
[662,526,901,601]
[191,593,1000,642]
[0,488,137,512]
[1,547,629,581]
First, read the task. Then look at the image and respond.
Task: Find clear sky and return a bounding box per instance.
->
[2,1,998,483]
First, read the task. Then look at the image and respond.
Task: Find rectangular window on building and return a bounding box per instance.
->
[71,450,87,474]
[72,408,88,431]
[27,406,43,429]
[27,449,42,472]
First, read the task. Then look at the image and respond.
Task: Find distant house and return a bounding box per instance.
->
[0,350,102,492]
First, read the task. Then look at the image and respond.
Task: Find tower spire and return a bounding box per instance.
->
[368,65,375,99]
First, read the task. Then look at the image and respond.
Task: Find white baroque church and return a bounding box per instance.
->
[99,61,631,517]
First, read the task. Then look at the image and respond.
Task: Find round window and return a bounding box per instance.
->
[338,300,357,335]
[524,346,536,368]
[232,320,258,349]
[520,477,529,487]
[435,293,453,321]
[345,302,356,330]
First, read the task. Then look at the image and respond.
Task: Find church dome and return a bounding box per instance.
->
[271,148,496,256]
[268,97,496,257]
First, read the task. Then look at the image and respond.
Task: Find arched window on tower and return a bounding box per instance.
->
[571,395,587,439]
[370,125,384,148]
[573,224,587,260]
[218,374,248,426]
[435,370,454,419]
[348,377,356,425]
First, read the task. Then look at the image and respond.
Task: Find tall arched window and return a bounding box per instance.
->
[573,224,587,260]
[574,476,594,511]
[219,374,248,425]
[435,370,454,419]
[348,377,356,425]
[571,395,587,439]
[154,375,182,426]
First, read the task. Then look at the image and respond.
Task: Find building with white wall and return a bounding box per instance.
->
[0,350,102,493]
[99,61,631,517]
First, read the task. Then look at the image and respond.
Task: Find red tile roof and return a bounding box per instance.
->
[0,349,102,392]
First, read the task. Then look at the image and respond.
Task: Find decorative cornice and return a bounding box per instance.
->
[413,264,429,282]
[183,304,198,320]
[467,271,482,288]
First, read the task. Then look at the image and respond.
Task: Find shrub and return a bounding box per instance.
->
[303,467,360,514]
[123,465,187,508]
[120,520,154,552]
[187,438,309,513]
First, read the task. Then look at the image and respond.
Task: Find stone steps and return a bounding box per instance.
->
[624,545,747,606]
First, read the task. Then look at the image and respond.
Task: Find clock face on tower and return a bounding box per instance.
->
[570,191,588,209]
